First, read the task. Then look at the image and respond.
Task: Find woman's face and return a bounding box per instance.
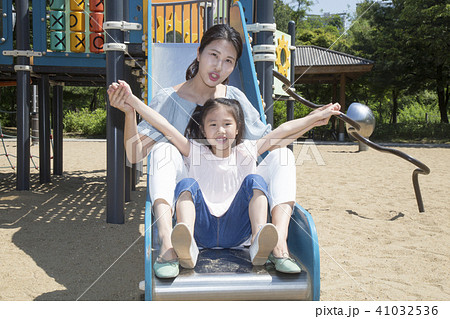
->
[196,39,238,88]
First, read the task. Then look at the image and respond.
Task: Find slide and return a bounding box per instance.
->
[143,2,320,301]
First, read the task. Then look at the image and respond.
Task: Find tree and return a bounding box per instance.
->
[348,0,449,123]
[397,0,449,123]
[347,1,411,123]
[274,0,312,34]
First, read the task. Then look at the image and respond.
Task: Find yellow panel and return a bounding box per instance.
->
[70,12,85,32]
[70,32,86,53]
[70,0,85,11]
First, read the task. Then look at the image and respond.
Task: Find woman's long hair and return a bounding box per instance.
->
[185,98,245,148]
[185,24,243,84]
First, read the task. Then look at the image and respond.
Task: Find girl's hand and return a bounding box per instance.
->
[311,103,341,127]
[107,80,134,114]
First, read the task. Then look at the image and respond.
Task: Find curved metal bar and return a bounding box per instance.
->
[274,70,362,131]
[273,70,431,212]
[348,130,430,212]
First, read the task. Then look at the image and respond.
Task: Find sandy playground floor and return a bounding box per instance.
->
[0,140,449,301]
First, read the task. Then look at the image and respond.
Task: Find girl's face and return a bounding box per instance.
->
[196,40,238,87]
[201,105,239,157]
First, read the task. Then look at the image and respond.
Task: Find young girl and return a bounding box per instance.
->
[108,82,341,273]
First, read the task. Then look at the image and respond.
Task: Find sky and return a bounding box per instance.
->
[287,0,363,15]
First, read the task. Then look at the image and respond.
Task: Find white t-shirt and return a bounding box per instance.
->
[184,140,258,218]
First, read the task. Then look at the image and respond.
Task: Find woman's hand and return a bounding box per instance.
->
[107,80,135,114]
[310,103,341,127]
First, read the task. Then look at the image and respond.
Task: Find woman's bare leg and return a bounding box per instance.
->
[271,202,294,258]
[153,199,177,261]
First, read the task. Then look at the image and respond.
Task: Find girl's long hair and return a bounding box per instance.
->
[185,24,243,84]
[185,98,245,148]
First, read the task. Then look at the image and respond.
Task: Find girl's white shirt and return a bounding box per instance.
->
[184,139,259,217]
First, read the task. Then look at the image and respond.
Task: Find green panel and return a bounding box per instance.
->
[50,31,66,51]
[49,0,65,11]
[50,11,65,31]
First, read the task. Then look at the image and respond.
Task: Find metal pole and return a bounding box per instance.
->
[287,21,296,151]
[339,74,346,142]
[16,0,31,190]
[38,74,51,184]
[106,0,125,224]
[31,85,39,146]
[53,85,63,175]
[255,0,274,125]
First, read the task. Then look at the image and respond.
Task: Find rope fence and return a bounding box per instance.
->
[0,117,54,171]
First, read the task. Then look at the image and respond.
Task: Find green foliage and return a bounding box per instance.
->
[397,91,443,123]
[371,123,450,143]
[273,100,312,128]
[63,87,107,112]
[63,107,106,137]
[0,87,17,127]
[0,85,107,138]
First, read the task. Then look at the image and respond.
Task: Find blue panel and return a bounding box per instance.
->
[288,204,321,300]
[32,0,47,53]
[239,0,254,24]
[147,1,153,102]
[151,43,198,96]
[0,0,13,65]
[230,2,265,124]
[33,52,106,67]
[128,0,144,44]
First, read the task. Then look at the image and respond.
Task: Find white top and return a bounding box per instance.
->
[185,140,259,217]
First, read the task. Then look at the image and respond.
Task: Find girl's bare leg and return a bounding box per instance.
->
[175,191,196,233]
[249,189,269,242]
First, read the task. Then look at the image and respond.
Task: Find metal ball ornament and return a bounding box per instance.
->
[345,102,376,138]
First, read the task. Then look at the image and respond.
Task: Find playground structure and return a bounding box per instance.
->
[0,0,430,301]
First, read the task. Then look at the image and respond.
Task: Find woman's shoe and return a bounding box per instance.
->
[268,253,302,274]
[249,223,278,265]
[171,223,199,269]
[153,257,179,279]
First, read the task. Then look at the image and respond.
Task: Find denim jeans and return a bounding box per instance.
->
[174,174,269,248]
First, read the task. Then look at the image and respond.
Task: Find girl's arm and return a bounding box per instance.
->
[108,82,155,163]
[257,103,341,155]
[108,81,190,157]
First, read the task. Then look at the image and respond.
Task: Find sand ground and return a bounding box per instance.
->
[0,140,449,300]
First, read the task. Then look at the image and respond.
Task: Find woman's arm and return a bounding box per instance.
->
[109,81,190,157]
[257,103,341,155]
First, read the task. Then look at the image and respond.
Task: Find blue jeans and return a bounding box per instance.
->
[174,174,269,248]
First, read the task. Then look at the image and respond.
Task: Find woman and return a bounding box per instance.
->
[108,24,300,278]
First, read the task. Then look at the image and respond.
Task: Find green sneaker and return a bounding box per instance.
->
[153,258,179,279]
[268,253,302,274]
